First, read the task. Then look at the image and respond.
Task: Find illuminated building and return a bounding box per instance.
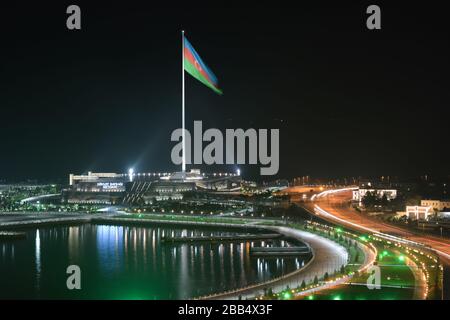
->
[64,169,242,205]
[420,199,450,212]
[406,205,433,220]
[352,187,397,202]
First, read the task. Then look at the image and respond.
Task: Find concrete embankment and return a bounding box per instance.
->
[0,232,27,240]
[162,233,282,243]
[0,214,274,235]
[90,216,268,232]
[251,246,309,252]
[250,246,311,257]
[0,215,92,230]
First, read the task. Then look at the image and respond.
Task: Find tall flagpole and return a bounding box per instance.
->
[181,30,186,172]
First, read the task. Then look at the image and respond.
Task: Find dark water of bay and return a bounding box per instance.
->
[0,224,307,299]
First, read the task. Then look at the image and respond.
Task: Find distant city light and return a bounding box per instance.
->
[236,168,241,176]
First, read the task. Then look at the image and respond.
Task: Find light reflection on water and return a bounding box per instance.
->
[0,224,308,299]
[35,230,41,292]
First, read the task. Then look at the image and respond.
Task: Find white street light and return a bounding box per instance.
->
[128,168,134,182]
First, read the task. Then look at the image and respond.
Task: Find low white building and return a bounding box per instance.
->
[406,205,433,220]
[420,199,450,212]
[352,188,397,202]
[69,172,121,186]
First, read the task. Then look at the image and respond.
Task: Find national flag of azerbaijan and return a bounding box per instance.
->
[184,36,222,95]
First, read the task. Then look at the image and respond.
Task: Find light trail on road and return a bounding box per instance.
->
[310,189,450,264]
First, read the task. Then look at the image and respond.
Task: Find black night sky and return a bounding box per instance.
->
[1,2,449,182]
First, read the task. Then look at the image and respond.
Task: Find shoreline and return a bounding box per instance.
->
[0,213,359,300]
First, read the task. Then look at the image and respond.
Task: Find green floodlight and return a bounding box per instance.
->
[308,295,314,300]
[335,227,343,233]
[283,291,292,300]
[333,295,341,300]
[398,255,405,262]
[382,250,388,256]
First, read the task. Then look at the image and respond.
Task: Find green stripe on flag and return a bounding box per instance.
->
[184,58,223,95]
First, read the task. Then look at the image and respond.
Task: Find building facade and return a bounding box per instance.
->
[64,170,242,205]
[420,199,450,212]
[352,188,397,202]
[406,205,433,220]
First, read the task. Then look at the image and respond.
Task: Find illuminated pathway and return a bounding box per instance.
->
[0,213,92,227]
[200,226,375,300]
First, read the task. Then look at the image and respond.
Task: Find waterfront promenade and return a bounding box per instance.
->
[199,226,362,300]
[0,212,92,229]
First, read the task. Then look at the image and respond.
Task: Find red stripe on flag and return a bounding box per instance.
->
[184,47,219,89]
